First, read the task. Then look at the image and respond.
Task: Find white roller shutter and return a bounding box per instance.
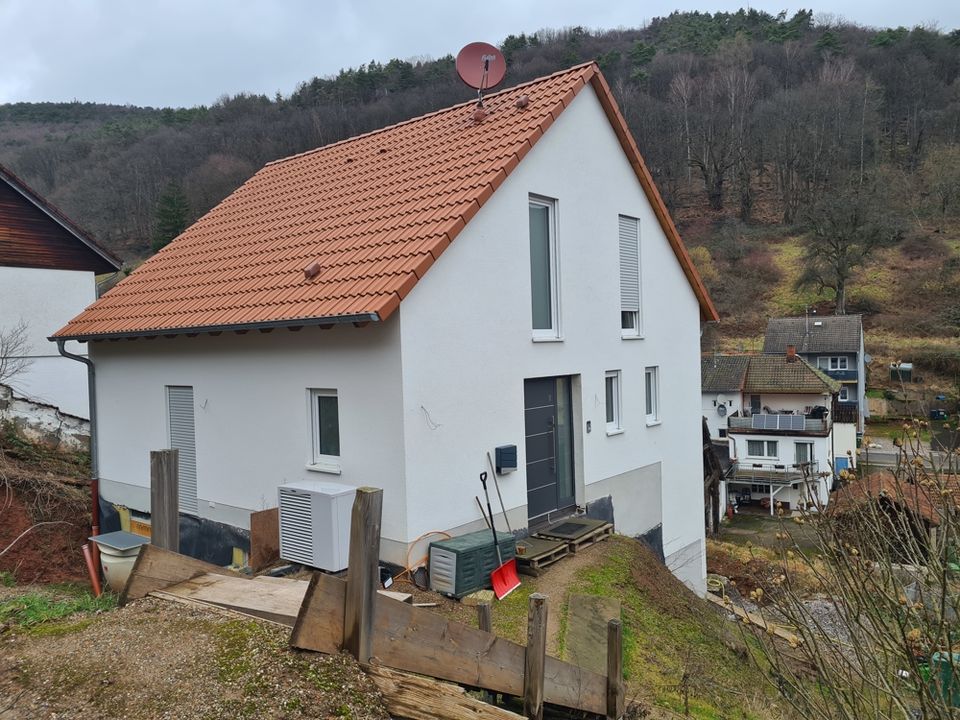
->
[166,386,198,515]
[619,215,640,313]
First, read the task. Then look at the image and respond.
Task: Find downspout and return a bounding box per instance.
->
[55,339,100,568]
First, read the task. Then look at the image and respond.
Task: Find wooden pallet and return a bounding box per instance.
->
[534,520,613,554]
[515,536,569,576]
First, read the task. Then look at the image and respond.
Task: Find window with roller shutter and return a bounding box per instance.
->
[166,385,198,515]
[619,215,641,337]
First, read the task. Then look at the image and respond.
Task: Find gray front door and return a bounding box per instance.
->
[524,376,575,523]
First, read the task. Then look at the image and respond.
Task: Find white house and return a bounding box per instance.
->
[702,351,841,514]
[54,63,718,591]
[0,164,120,419]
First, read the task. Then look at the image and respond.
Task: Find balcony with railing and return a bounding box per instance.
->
[727,413,830,435]
[728,460,821,484]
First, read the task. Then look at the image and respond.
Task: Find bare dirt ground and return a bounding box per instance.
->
[0,594,386,720]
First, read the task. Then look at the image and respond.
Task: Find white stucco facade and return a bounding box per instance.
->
[88,85,708,591]
[701,391,742,438]
[0,265,95,418]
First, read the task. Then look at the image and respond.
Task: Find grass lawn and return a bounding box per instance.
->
[492,536,789,719]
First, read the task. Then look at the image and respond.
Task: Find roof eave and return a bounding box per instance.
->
[50,312,380,343]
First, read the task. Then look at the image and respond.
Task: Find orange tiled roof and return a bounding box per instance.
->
[54,63,717,340]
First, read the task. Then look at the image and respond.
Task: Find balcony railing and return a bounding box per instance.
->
[729,460,821,484]
[728,414,830,434]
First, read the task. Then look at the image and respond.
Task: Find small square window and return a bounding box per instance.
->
[644,366,659,424]
[310,389,340,469]
[839,386,850,402]
[605,370,622,432]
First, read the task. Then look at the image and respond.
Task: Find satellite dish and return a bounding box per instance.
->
[716,393,728,407]
[456,42,506,105]
[717,404,728,418]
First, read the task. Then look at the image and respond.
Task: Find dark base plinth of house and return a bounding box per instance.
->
[99,497,250,567]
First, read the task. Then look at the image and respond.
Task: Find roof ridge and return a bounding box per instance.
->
[265,62,598,168]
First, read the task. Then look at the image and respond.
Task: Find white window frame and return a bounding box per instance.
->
[529,195,561,341]
[747,439,779,459]
[308,388,341,474]
[618,215,642,338]
[644,366,660,425]
[838,386,850,402]
[819,356,849,370]
[605,370,623,435]
[794,441,814,466]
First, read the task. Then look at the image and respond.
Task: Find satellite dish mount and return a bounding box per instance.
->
[456,42,506,107]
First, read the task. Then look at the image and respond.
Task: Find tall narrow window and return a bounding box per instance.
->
[529,197,559,338]
[166,385,198,515]
[795,442,814,465]
[644,366,659,424]
[619,215,641,336]
[310,389,341,470]
[605,370,622,433]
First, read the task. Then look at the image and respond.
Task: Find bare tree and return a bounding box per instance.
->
[732,425,960,719]
[0,320,33,387]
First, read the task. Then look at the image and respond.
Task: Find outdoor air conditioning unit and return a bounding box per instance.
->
[278,480,356,572]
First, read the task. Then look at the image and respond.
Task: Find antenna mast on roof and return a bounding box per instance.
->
[456,42,506,108]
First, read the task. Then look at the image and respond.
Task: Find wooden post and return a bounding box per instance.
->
[606,619,624,720]
[524,593,547,720]
[150,449,179,552]
[477,602,493,634]
[343,487,383,663]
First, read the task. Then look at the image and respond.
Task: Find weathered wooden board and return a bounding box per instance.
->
[291,571,346,654]
[249,508,280,571]
[120,543,244,605]
[705,592,800,644]
[365,663,524,720]
[565,594,621,676]
[291,572,607,715]
[158,573,307,626]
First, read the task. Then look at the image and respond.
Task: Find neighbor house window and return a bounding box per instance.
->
[750,394,761,414]
[795,442,814,465]
[529,196,560,339]
[309,389,340,471]
[838,386,850,402]
[618,215,641,337]
[605,370,622,433]
[818,356,849,370]
[747,440,778,458]
[644,366,659,424]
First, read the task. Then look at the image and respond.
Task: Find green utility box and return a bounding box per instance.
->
[929,652,960,708]
[428,529,516,598]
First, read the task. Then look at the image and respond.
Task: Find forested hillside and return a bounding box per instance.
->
[1,10,959,359]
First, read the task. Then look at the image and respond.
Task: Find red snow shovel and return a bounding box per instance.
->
[480,472,520,599]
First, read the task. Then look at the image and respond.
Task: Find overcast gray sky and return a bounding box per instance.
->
[1,0,956,108]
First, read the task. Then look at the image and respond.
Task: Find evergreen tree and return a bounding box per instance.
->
[152,181,189,252]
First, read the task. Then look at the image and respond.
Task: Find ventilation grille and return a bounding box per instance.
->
[279,488,315,566]
[428,547,457,595]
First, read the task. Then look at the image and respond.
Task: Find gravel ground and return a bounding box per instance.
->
[0,594,387,720]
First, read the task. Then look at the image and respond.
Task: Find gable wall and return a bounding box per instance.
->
[398,85,705,589]
[0,180,115,273]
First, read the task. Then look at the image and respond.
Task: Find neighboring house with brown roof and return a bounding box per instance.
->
[763,314,867,433]
[0,163,120,418]
[701,349,844,514]
[829,471,960,558]
[55,64,717,591]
